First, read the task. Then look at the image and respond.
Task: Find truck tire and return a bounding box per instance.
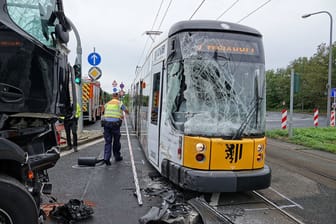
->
[0,175,39,224]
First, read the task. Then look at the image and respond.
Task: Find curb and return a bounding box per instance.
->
[59,131,104,151]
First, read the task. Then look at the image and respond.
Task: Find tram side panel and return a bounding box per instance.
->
[132,20,271,193]
[139,74,151,159]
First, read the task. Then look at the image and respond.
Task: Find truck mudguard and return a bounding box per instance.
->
[0,137,26,163]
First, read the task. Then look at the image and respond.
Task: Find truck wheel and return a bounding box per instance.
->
[0,175,39,224]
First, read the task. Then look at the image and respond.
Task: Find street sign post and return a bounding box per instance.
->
[88,52,101,66]
[332,88,336,112]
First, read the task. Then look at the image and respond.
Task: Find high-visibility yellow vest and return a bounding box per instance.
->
[75,103,81,118]
[104,99,122,119]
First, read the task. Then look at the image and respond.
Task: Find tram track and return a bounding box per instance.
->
[186,189,306,224]
[162,187,306,224]
[252,190,304,224]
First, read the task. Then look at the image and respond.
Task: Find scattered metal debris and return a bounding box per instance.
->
[49,199,94,224]
[139,176,203,224]
[139,201,169,224]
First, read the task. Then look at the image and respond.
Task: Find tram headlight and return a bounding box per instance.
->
[257,144,264,162]
[257,144,264,153]
[196,143,206,152]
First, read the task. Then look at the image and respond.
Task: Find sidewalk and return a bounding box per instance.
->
[58,129,103,151]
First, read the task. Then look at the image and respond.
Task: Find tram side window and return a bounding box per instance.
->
[151,73,161,125]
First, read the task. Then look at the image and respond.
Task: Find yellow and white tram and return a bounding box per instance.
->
[130,20,271,192]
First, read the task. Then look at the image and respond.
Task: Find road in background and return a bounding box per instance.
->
[266,111,327,130]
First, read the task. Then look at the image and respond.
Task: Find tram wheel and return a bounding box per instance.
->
[0,175,39,224]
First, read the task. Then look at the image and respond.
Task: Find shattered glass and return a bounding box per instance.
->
[166,32,266,138]
[6,0,56,46]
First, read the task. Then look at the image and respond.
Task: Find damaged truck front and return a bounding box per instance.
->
[0,0,75,223]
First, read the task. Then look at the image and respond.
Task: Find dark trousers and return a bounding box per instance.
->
[103,121,122,161]
[64,118,78,148]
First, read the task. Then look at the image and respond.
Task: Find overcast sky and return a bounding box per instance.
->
[63,0,335,93]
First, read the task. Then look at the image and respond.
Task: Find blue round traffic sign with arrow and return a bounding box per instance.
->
[88,52,101,66]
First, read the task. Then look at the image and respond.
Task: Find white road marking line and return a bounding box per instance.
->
[124,113,143,206]
[269,187,304,210]
[253,190,305,224]
[245,204,298,212]
[60,138,104,157]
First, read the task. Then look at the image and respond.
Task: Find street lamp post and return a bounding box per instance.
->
[302,11,333,126]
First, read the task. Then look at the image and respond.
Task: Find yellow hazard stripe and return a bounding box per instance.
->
[82,83,90,112]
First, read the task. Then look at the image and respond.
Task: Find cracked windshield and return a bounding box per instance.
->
[166,31,266,137]
[6,0,56,46]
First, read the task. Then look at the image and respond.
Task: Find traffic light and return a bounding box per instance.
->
[73,64,81,84]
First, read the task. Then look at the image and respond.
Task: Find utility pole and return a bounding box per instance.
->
[288,69,294,138]
[302,11,333,126]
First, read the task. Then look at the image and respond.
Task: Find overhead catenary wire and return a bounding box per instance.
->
[157,0,174,31]
[237,0,272,23]
[145,0,174,57]
[189,0,206,20]
[151,0,165,30]
[136,0,165,67]
[216,0,239,20]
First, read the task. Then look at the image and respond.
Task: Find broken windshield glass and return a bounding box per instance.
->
[6,0,56,46]
[166,31,266,138]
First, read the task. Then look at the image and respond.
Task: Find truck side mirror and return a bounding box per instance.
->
[55,24,69,44]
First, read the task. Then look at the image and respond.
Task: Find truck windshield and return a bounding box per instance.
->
[6,0,57,47]
[166,31,266,138]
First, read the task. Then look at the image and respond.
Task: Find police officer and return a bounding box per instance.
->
[64,103,81,152]
[103,89,128,165]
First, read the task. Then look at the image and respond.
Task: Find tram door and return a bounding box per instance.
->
[148,62,163,166]
[134,82,139,135]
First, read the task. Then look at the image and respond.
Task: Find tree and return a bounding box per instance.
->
[266,42,336,112]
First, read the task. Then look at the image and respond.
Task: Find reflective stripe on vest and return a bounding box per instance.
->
[104,99,122,118]
[75,103,81,118]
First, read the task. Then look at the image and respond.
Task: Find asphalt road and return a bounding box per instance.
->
[43,116,336,224]
[44,125,163,224]
[264,139,336,224]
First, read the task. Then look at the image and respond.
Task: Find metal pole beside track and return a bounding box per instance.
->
[288,68,294,138]
[123,112,143,206]
[67,17,83,133]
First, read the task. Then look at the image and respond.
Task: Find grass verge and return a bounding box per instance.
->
[266,127,336,154]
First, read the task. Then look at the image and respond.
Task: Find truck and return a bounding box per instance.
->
[81,79,105,122]
[0,0,77,223]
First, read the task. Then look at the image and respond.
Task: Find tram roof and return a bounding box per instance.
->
[168,20,262,37]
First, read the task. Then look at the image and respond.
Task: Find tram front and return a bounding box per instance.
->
[164,20,271,192]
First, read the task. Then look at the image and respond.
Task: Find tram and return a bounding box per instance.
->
[130,20,271,192]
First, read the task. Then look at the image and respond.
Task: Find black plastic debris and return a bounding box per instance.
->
[50,199,94,223]
[139,201,169,224]
[78,157,104,166]
[162,190,176,204]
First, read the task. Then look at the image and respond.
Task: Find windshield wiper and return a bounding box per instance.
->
[232,96,263,140]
